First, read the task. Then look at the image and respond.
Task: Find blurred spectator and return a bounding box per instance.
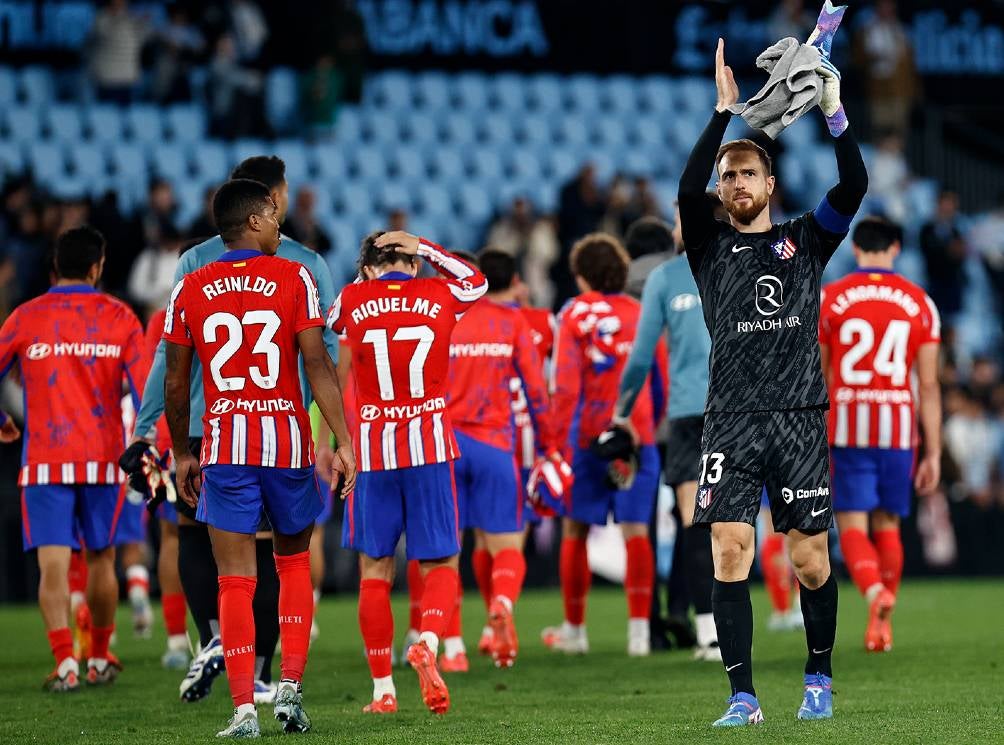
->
[554,164,606,308]
[186,185,219,239]
[485,196,560,308]
[89,189,141,296]
[920,190,967,321]
[139,178,178,248]
[5,202,48,308]
[87,0,149,104]
[150,4,205,103]
[868,132,910,222]
[128,225,183,318]
[388,208,408,232]
[623,211,679,301]
[332,0,367,103]
[284,186,332,254]
[769,0,815,43]
[207,34,267,139]
[852,0,920,138]
[300,55,343,137]
[966,192,1004,326]
[228,0,269,63]
[944,387,1002,509]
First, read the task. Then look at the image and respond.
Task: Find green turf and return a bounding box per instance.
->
[1,580,1001,744]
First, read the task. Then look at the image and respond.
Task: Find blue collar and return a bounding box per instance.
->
[218,249,263,262]
[856,267,895,275]
[377,271,414,281]
[48,284,98,294]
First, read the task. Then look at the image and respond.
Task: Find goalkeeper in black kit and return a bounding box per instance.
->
[678,39,867,726]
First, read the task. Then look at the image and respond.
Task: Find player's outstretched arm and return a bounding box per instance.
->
[914,342,942,495]
[299,326,356,497]
[164,341,199,507]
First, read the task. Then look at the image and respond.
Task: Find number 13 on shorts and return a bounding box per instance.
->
[699,452,725,486]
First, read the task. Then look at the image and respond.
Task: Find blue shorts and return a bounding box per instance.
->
[567,445,660,525]
[157,498,179,524]
[115,487,148,545]
[831,447,915,518]
[343,461,460,561]
[455,433,522,534]
[521,467,539,525]
[315,488,335,524]
[198,465,323,536]
[21,484,124,552]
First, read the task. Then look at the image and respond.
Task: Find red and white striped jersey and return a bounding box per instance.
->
[511,307,555,468]
[0,285,148,487]
[819,268,941,449]
[163,250,325,468]
[328,240,488,472]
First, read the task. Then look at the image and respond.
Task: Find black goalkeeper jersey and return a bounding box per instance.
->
[686,214,844,413]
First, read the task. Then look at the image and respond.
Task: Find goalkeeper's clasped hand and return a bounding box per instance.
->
[119,440,178,514]
[526,449,573,516]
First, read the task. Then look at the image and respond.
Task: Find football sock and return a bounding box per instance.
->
[800,573,837,677]
[560,537,590,626]
[253,539,280,684]
[624,536,654,620]
[839,528,883,600]
[712,578,755,696]
[125,564,150,603]
[873,529,903,595]
[406,560,423,631]
[491,548,526,607]
[91,625,114,661]
[47,627,74,666]
[472,548,493,609]
[444,581,463,640]
[683,526,714,615]
[177,523,219,647]
[358,578,394,680]
[162,592,188,637]
[275,551,313,683]
[68,551,88,608]
[218,575,257,708]
[419,566,461,654]
[760,532,791,612]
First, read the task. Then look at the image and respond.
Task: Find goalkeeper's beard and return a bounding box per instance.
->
[725,191,770,226]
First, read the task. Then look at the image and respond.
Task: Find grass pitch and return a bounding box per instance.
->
[1,579,1001,744]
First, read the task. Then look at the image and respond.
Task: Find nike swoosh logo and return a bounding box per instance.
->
[731,244,753,253]
[812,647,831,654]
[725,663,743,671]
[810,507,829,517]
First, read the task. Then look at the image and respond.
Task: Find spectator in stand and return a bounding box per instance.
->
[185,185,218,239]
[966,191,1004,327]
[920,190,967,323]
[300,55,343,138]
[87,0,149,104]
[206,34,267,139]
[554,164,606,308]
[128,225,183,320]
[623,212,679,301]
[485,196,560,309]
[869,131,910,223]
[228,0,269,63]
[852,0,920,138]
[139,178,178,248]
[89,190,142,296]
[769,0,815,42]
[387,207,408,232]
[283,186,331,254]
[150,4,205,104]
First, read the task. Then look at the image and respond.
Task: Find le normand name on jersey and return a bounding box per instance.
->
[350,296,443,324]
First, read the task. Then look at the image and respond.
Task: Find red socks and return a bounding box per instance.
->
[472,548,493,610]
[218,575,257,708]
[68,552,88,597]
[560,537,590,625]
[491,548,526,606]
[406,560,424,630]
[420,566,460,638]
[358,578,394,679]
[162,592,188,637]
[275,552,313,683]
[760,533,791,612]
[91,625,114,661]
[47,627,73,666]
[445,582,463,639]
[840,528,883,598]
[624,536,653,619]
[874,529,903,596]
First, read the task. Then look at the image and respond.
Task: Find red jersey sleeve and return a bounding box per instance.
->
[818,285,833,345]
[919,291,941,345]
[512,312,556,453]
[292,263,326,333]
[0,307,22,379]
[550,305,583,457]
[163,279,192,346]
[416,239,488,315]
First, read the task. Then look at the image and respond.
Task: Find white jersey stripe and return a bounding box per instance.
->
[432,413,447,462]
[232,414,247,465]
[209,418,221,464]
[924,293,942,340]
[878,404,893,449]
[834,403,849,447]
[899,404,912,450]
[262,416,277,467]
[855,403,870,448]
[86,461,98,483]
[359,423,372,471]
[37,463,49,485]
[408,417,425,467]
[164,279,185,334]
[299,266,322,319]
[20,465,29,484]
[288,416,302,469]
[62,463,73,483]
[106,462,116,483]
[382,422,398,469]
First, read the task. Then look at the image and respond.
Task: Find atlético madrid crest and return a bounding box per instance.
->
[771,236,798,260]
[697,487,713,510]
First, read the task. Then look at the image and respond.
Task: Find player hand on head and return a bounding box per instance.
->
[913,452,941,496]
[714,38,740,113]
[175,452,202,508]
[0,411,20,443]
[374,230,420,256]
[331,443,357,499]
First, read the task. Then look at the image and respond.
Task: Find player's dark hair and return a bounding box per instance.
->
[358,231,416,272]
[230,156,286,191]
[479,249,517,292]
[716,139,772,177]
[213,178,273,243]
[55,225,105,280]
[852,216,902,253]
[625,216,674,259]
[570,232,630,294]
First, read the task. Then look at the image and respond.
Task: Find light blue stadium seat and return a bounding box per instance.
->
[602,75,639,113]
[631,116,665,149]
[83,105,124,143]
[124,105,164,143]
[452,72,489,111]
[265,67,299,134]
[66,143,107,180]
[273,140,311,183]
[429,148,466,181]
[387,146,426,182]
[490,73,526,112]
[594,118,628,148]
[414,71,450,110]
[4,105,40,143]
[402,112,438,146]
[441,112,476,145]
[507,149,542,182]
[360,110,400,145]
[0,67,15,105]
[332,181,371,217]
[778,153,808,203]
[621,149,656,178]
[516,114,551,147]
[479,116,514,145]
[230,139,268,169]
[667,116,703,154]
[166,104,207,142]
[564,74,601,112]
[28,142,66,185]
[109,143,149,183]
[377,182,414,213]
[175,178,207,227]
[49,176,89,201]
[526,73,562,113]
[191,141,229,182]
[19,66,54,106]
[348,146,387,182]
[0,142,24,176]
[299,182,333,216]
[907,179,939,225]
[545,148,580,183]
[312,143,347,182]
[45,104,83,143]
[677,77,714,112]
[335,107,362,143]
[638,77,675,114]
[417,183,452,218]
[456,183,492,223]
[554,116,589,148]
[589,150,617,183]
[151,142,190,181]
[365,70,413,110]
[782,116,818,149]
[468,148,504,181]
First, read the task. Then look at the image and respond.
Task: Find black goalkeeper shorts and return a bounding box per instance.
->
[692,408,832,534]
[663,416,704,488]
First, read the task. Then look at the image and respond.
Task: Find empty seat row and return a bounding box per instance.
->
[0,104,207,145]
